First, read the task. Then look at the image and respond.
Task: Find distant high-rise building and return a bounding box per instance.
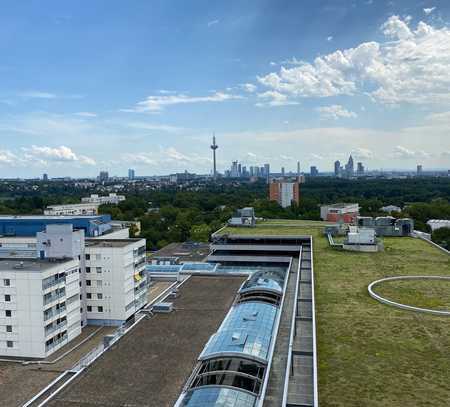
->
[310,166,319,176]
[297,161,301,176]
[128,169,135,180]
[264,163,270,182]
[99,171,109,182]
[357,162,365,176]
[344,155,354,177]
[242,166,247,177]
[417,165,423,175]
[334,160,341,177]
[230,161,239,177]
[281,167,285,177]
[269,180,300,208]
[43,173,49,181]
[238,163,242,177]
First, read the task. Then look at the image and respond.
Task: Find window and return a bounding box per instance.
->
[5,310,11,317]
[96,267,102,274]
[6,340,13,348]
[6,325,12,333]
[97,293,103,300]
[86,293,92,299]
[3,279,10,286]
[97,280,102,287]
[87,306,92,312]
[86,267,91,273]
[85,254,90,260]
[4,295,11,302]
[97,306,103,312]
[86,280,91,286]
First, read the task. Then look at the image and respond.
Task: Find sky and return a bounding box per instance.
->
[1,0,450,178]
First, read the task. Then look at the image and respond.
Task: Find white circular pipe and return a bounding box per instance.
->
[368,276,450,316]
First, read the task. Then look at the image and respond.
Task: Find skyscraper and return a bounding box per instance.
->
[128,169,135,180]
[357,162,364,176]
[334,160,341,177]
[417,164,423,175]
[99,171,109,182]
[264,163,270,183]
[297,161,301,176]
[345,155,354,177]
[43,173,49,181]
[281,167,285,177]
[310,166,319,176]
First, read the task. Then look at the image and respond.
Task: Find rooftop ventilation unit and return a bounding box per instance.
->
[153,302,173,313]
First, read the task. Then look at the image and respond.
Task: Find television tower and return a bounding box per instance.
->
[210,133,218,179]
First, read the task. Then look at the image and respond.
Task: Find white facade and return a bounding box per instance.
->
[81,193,125,205]
[347,226,376,244]
[280,183,296,208]
[84,239,147,326]
[0,258,81,358]
[44,203,99,216]
[320,203,360,220]
[426,219,450,232]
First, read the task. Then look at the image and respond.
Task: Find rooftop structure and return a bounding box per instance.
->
[320,203,359,223]
[228,207,257,227]
[357,216,414,236]
[177,268,286,406]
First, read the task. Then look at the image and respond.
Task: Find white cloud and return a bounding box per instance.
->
[391,145,430,160]
[207,19,219,27]
[327,36,333,41]
[256,90,299,107]
[126,122,185,133]
[423,7,436,15]
[316,104,357,119]
[74,112,97,117]
[257,16,450,105]
[19,91,57,99]
[240,83,257,93]
[24,145,96,165]
[0,150,18,165]
[125,92,243,112]
[352,147,373,159]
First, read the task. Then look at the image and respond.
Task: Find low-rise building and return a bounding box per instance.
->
[380,205,402,214]
[357,216,414,236]
[84,239,147,326]
[426,219,450,232]
[44,203,99,216]
[81,193,125,205]
[320,203,360,223]
[0,257,81,358]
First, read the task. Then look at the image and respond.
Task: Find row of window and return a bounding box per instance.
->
[85,267,102,273]
[85,280,103,287]
[87,305,103,312]
[86,292,103,300]
[85,253,102,261]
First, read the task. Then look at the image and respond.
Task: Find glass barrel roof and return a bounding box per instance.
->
[200,301,278,363]
[181,386,256,407]
[239,268,285,295]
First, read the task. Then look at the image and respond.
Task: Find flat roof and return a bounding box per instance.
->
[150,242,210,262]
[47,275,246,407]
[85,238,144,248]
[0,257,75,272]
[321,203,359,208]
[0,215,105,220]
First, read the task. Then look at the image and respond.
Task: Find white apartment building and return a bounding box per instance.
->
[426,219,450,232]
[0,258,81,358]
[44,203,99,216]
[81,193,125,205]
[84,239,147,326]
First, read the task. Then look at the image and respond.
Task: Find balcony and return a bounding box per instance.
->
[45,320,68,337]
[44,305,66,322]
[43,291,66,307]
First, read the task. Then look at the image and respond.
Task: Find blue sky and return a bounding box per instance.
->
[1,0,450,177]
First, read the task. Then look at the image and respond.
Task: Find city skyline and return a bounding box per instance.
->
[1,1,450,177]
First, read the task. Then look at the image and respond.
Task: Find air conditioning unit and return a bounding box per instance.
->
[153,302,173,313]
